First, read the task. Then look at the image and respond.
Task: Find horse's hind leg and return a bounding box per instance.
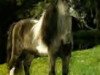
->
[9,66,15,75]
[9,61,25,75]
[23,63,30,75]
[23,53,34,75]
[23,61,31,75]
[14,61,25,75]
[8,55,19,75]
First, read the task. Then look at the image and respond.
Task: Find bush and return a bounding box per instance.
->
[73,29,100,50]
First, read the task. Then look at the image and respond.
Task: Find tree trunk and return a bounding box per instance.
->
[95,0,100,30]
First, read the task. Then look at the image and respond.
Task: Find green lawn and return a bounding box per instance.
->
[0,45,100,75]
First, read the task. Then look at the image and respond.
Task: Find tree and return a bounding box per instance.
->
[95,0,100,30]
[72,0,100,30]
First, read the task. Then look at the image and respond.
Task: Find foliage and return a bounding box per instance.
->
[0,64,8,75]
[16,0,44,19]
[30,1,45,19]
[73,30,100,49]
[71,0,96,30]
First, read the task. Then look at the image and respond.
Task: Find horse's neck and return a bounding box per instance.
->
[57,0,72,44]
[57,0,72,34]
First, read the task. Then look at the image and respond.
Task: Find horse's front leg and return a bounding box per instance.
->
[62,55,71,75]
[48,51,56,75]
[61,43,72,75]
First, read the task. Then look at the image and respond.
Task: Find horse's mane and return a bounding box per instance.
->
[41,4,58,46]
[7,23,16,62]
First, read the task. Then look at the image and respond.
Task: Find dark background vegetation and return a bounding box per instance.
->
[0,0,100,64]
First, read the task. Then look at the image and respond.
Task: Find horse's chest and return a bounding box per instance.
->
[57,15,72,44]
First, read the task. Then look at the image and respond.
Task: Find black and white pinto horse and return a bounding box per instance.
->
[7,0,73,75]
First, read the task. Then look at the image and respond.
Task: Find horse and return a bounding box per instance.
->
[7,0,73,75]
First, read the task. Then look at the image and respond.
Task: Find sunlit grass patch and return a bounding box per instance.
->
[30,45,100,75]
[0,64,8,75]
[0,45,100,75]
[70,45,100,75]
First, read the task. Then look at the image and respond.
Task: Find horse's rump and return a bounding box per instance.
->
[7,19,38,67]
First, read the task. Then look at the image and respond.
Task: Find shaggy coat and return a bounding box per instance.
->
[7,0,73,75]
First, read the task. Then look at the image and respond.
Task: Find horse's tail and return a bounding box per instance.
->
[7,23,15,63]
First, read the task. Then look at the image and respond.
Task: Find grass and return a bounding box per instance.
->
[0,45,100,75]
[0,64,8,75]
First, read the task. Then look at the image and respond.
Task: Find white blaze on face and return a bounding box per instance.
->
[10,67,15,75]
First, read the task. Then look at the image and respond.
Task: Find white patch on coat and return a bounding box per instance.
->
[36,39,48,54]
[10,67,15,75]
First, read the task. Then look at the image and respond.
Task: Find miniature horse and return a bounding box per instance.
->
[7,0,73,75]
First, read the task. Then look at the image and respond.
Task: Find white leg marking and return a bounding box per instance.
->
[10,67,15,75]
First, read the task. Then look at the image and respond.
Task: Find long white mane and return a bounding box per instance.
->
[31,11,48,55]
[31,11,46,40]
